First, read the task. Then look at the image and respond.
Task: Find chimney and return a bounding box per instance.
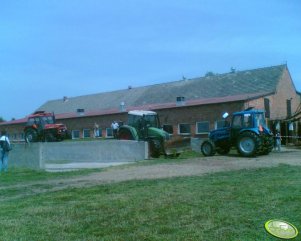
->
[120,102,126,112]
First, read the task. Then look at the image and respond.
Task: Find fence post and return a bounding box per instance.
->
[39,143,45,169]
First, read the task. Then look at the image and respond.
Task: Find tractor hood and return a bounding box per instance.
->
[148,127,170,140]
[209,127,231,140]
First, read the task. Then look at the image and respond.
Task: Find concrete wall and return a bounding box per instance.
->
[9,143,42,169]
[9,140,148,170]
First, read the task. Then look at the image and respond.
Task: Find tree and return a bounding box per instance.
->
[205,71,215,77]
[0,117,5,123]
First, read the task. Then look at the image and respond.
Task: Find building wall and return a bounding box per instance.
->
[268,68,299,120]
[55,101,244,139]
[0,101,246,140]
[244,68,299,121]
[156,101,244,136]
[59,113,127,138]
[0,123,25,141]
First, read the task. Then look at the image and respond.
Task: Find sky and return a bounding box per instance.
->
[0,0,300,121]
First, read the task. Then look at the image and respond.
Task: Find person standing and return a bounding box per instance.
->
[275,131,282,152]
[0,131,11,173]
[94,122,100,138]
[111,121,119,138]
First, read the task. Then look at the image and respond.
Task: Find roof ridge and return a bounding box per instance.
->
[49,64,286,102]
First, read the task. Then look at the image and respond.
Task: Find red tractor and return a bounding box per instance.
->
[24,111,70,143]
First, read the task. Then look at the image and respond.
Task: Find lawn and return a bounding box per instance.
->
[0,164,300,241]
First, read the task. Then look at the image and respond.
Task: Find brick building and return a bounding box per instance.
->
[1,64,301,144]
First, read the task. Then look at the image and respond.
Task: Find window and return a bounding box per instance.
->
[232,115,242,128]
[106,128,113,138]
[243,114,252,128]
[254,113,266,128]
[264,98,270,118]
[72,130,80,139]
[196,121,209,133]
[287,99,292,117]
[215,120,227,129]
[178,123,191,135]
[83,129,91,138]
[163,124,173,134]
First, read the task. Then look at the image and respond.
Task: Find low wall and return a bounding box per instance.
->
[10,143,42,169]
[190,138,205,153]
[9,140,149,170]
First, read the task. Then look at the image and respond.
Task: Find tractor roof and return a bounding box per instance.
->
[28,111,53,118]
[128,110,157,116]
[234,109,265,116]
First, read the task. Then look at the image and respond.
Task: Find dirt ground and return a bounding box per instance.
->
[1,147,301,201]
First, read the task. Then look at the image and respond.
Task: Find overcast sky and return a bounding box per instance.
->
[0,0,300,121]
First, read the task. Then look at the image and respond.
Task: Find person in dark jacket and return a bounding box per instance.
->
[0,131,11,173]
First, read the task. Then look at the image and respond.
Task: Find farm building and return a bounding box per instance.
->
[1,64,301,145]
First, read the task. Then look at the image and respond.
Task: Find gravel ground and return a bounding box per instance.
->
[1,147,300,201]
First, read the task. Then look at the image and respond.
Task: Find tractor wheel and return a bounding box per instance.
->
[237,132,260,157]
[216,146,231,155]
[117,128,134,140]
[262,135,274,155]
[25,129,38,143]
[149,139,161,158]
[201,140,216,156]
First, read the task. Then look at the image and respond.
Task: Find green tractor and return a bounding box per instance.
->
[117,110,190,158]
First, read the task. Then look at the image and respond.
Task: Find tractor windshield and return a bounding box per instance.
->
[254,113,266,128]
[143,114,159,128]
[41,116,55,124]
[128,114,159,129]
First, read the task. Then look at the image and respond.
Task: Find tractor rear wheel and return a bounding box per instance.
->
[237,132,260,157]
[117,128,134,140]
[25,129,38,143]
[261,135,274,155]
[201,140,216,156]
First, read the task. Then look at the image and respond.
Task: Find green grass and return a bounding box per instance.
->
[0,165,300,240]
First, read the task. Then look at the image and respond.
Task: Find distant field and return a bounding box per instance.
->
[0,164,300,241]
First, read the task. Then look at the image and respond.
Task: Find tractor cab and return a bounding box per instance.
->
[26,112,55,130]
[127,110,161,139]
[230,110,268,141]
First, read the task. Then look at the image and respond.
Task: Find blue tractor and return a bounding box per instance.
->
[201,109,274,157]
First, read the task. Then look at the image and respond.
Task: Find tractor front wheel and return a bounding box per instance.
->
[201,140,216,156]
[25,129,38,143]
[149,139,161,158]
[237,132,259,157]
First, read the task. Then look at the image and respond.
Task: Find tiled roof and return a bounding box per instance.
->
[36,65,286,117]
